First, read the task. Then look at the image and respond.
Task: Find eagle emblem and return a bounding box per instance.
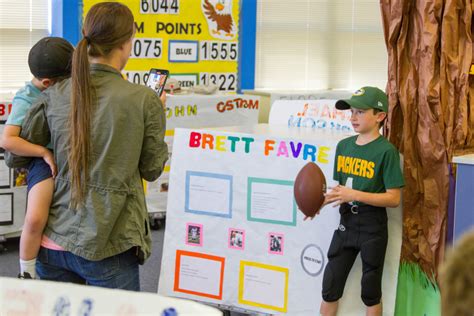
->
[202,0,236,40]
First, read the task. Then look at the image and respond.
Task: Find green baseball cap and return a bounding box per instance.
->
[335,86,388,113]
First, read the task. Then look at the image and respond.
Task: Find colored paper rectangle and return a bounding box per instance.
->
[247,177,296,226]
[238,261,289,312]
[174,250,225,300]
[169,40,199,62]
[185,171,232,218]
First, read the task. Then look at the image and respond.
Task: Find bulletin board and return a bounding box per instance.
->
[83,0,240,92]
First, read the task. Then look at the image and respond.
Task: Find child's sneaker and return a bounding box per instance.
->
[17,272,33,279]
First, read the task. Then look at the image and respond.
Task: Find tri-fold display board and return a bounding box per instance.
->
[158,125,402,315]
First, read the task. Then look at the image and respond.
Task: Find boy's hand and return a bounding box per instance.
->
[303,196,327,221]
[324,185,357,206]
[42,150,57,178]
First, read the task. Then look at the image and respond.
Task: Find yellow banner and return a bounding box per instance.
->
[83,0,239,91]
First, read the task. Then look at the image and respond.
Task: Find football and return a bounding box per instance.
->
[294,162,327,218]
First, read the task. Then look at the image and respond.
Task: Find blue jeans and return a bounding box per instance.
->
[36,247,140,291]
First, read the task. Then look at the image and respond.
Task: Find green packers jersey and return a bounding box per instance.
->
[333,135,405,205]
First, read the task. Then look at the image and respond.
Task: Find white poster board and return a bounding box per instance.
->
[158,125,402,315]
[269,99,354,133]
[0,277,221,315]
[145,94,260,215]
[267,90,352,106]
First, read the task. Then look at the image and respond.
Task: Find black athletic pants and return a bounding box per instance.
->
[322,203,388,306]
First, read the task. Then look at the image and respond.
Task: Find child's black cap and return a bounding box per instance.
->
[28,37,74,79]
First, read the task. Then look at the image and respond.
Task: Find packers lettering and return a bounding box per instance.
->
[337,156,375,179]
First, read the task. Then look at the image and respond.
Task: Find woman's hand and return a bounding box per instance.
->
[42,149,57,178]
[160,92,167,109]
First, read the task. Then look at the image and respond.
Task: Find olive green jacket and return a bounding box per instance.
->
[5,64,168,261]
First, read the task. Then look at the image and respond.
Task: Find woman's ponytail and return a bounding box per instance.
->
[69,37,94,208]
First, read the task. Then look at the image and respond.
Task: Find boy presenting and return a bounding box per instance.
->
[319,87,404,316]
[1,37,74,279]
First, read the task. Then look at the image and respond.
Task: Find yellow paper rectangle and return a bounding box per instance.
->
[238,261,289,313]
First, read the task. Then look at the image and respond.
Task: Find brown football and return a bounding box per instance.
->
[294,162,327,217]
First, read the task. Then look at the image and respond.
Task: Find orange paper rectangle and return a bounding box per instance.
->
[174,250,225,300]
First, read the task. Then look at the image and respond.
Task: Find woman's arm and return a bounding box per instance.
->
[139,95,169,182]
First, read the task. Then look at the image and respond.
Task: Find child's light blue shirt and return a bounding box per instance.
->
[6,81,42,126]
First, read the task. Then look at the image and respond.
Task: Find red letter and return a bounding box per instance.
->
[189,132,201,147]
[216,101,225,113]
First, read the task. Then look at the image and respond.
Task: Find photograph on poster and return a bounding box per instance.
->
[0,192,14,225]
[185,171,233,218]
[13,168,28,187]
[228,228,245,250]
[0,157,11,189]
[268,233,284,255]
[174,250,225,300]
[185,223,203,247]
[239,261,288,312]
[247,177,296,226]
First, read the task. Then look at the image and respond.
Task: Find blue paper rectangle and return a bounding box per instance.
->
[185,171,233,218]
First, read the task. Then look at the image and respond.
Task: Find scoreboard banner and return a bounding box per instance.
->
[83,0,240,92]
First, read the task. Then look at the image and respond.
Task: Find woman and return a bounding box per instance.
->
[11,2,168,290]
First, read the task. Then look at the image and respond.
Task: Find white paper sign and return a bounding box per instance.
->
[0,193,13,224]
[269,99,355,133]
[0,158,10,188]
[186,172,232,217]
[241,263,288,311]
[177,254,223,297]
[249,181,294,223]
[170,74,199,88]
[169,40,199,62]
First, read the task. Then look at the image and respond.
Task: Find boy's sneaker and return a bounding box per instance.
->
[17,272,33,279]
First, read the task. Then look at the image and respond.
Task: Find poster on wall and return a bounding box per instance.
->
[158,127,402,315]
[269,99,355,133]
[83,0,240,92]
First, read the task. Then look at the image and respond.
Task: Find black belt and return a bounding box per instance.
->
[340,203,385,215]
